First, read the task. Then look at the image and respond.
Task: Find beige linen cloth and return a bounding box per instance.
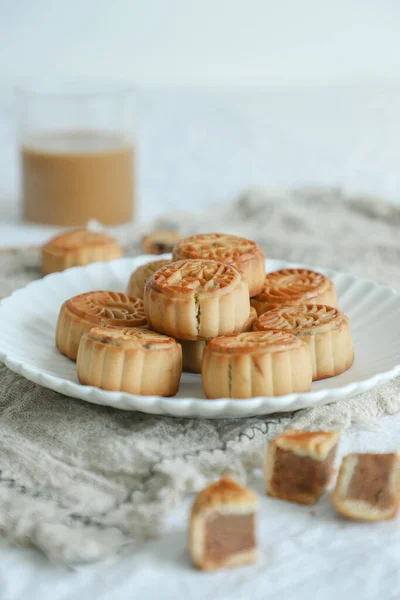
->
[0,187,400,564]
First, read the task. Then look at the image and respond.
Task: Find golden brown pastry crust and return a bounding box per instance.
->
[180,307,257,373]
[127,259,171,299]
[172,233,265,297]
[251,269,338,316]
[141,230,181,255]
[192,477,257,514]
[253,304,354,380]
[56,291,146,360]
[202,330,312,399]
[265,429,340,505]
[189,477,258,571]
[41,229,123,275]
[272,429,340,460]
[76,326,182,395]
[144,259,250,340]
[332,452,400,521]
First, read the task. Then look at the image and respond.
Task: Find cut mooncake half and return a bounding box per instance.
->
[332,452,400,521]
[127,259,171,299]
[265,429,340,505]
[189,476,258,571]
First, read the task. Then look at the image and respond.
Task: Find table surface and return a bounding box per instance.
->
[1,416,400,600]
[1,85,400,599]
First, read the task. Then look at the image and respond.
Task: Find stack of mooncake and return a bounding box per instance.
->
[51,230,354,398]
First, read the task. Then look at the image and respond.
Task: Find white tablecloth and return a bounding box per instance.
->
[1,416,399,600]
[1,85,400,599]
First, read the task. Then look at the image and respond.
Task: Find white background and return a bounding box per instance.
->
[0,3,400,599]
[0,0,400,86]
[1,0,400,241]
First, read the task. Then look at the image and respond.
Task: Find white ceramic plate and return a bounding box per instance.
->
[0,255,399,419]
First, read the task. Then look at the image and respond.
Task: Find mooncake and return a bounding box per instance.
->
[189,476,258,571]
[202,330,312,399]
[172,233,265,297]
[180,307,257,373]
[77,326,182,396]
[141,230,181,255]
[251,269,338,316]
[127,259,171,299]
[332,453,400,521]
[265,429,340,505]
[56,291,146,360]
[144,259,250,340]
[253,304,354,380]
[42,228,122,275]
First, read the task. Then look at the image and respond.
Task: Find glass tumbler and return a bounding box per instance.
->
[16,81,136,226]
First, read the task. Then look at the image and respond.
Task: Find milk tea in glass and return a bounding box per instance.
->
[17,81,135,226]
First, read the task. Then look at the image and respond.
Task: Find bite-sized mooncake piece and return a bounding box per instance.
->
[127,259,171,299]
[202,330,312,399]
[172,233,265,297]
[180,307,257,374]
[141,230,181,255]
[77,327,182,395]
[144,259,250,340]
[251,269,338,316]
[332,452,400,521]
[41,228,123,275]
[56,291,147,360]
[189,476,258,571]
[253,304,354,380]
[265,429,340,505]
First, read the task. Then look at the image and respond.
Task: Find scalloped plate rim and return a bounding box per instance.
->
[0,255,399,418]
